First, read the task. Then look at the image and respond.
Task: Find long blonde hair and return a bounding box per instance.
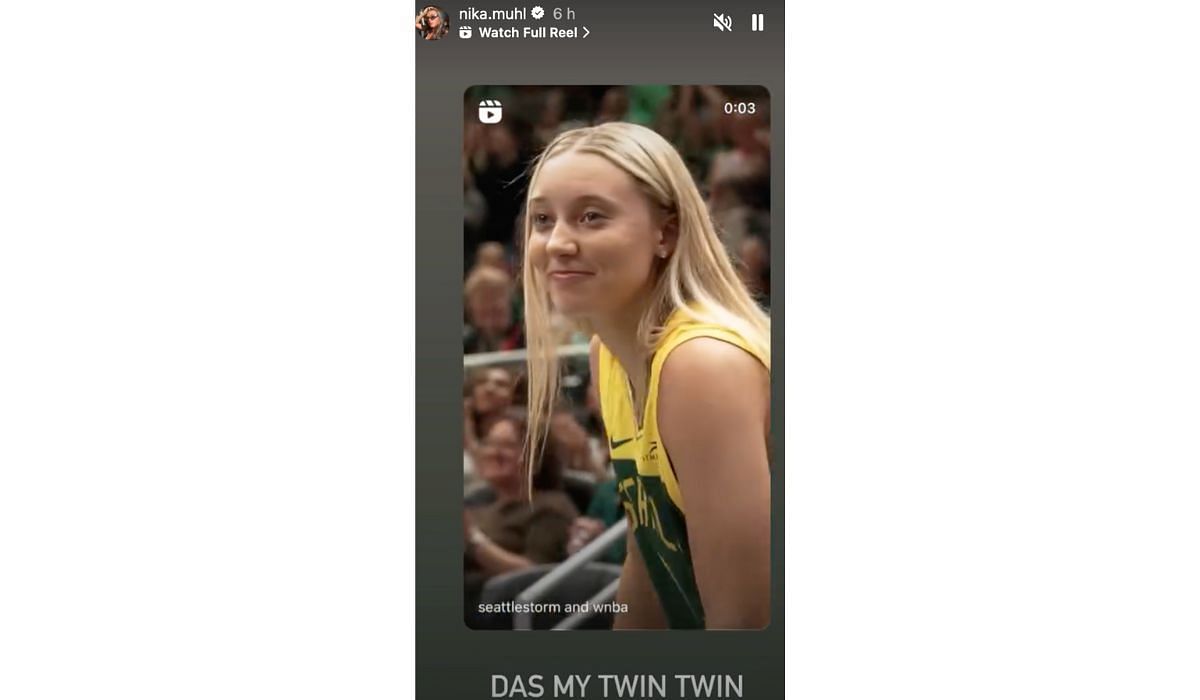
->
[521,122,770,491]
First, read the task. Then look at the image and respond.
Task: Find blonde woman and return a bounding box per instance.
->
[521,122,771,629]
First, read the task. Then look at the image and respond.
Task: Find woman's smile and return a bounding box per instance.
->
[547,269,594,282]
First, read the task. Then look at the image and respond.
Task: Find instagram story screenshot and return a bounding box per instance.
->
[417,1,784,697]
[6,0,1200,698]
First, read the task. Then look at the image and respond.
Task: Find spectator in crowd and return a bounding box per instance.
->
[463,266,524,353]
[594,87,630,124]
[463,366,516,459]
[533,89,568,150]
[473,241,510,274]
[464,409,579,619]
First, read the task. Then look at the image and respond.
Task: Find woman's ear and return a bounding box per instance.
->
[657,212,680,258]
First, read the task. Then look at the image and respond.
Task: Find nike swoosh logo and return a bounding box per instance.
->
[609,436,634,450]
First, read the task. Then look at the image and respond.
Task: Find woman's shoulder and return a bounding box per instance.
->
[654,336,770,470]
[658,336,767,395]
[655,333,767,428]
[654,309,767,370]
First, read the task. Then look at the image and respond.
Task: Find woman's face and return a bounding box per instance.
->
[426,10,442,28]
[471,368,513,414]
[526,152,666,319]
[466,285,511,336]
[476,418,522,487]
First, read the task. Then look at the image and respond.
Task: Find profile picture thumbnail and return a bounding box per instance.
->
[415,5,449,41]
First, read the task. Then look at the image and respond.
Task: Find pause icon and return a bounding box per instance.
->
[751,13,764,31]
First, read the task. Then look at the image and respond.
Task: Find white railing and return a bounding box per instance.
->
[466,339,612,629]
[552,577,622,631]
[513,519,627,631]
[463,342,590,368]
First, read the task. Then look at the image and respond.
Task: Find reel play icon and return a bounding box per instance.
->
[478,100,503,124]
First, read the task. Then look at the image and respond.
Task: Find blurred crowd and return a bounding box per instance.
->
[460,86,772,628]
[462,365,625,628]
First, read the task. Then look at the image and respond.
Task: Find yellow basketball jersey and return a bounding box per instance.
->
[597,308,768,628]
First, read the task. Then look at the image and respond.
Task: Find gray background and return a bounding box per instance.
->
[418,2,785,697]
